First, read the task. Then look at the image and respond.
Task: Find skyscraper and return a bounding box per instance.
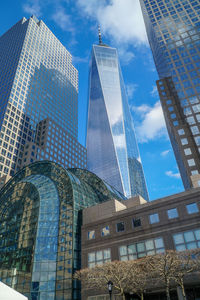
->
[86,33,149,200]
[140,0,200,189]
[0,15,86,182]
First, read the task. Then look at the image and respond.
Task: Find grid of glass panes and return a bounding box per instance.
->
[88,249,111,268]
[0,15,83,178]
[173,228,200,251]
[140,0,200,180]
[119,237,164,261]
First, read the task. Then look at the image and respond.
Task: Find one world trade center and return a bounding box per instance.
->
[86,31,149,200]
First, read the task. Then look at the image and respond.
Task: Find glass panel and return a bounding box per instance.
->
[129,254,137,260]
[147,250,155,256]
[149,213,159,224]
[137,242,145,252]
[184,231,195,242]
[167,208,178,219]
[127,244,136,254]
[154,238,164,249]
[89,262,95,268]
[96,251,103,261]
[88,230,95,240]
[103,249,110,259]
[138,253,145,258]
[119,246,127,256]
[173,233,184,245]
[186,203,199,214]
[194,229,200,240]
[88,253,95,262]
[176,244,186,251]
[101,226,110,236]
[186,242,197,250]
[120,256,128,261]
[116,222,124,232]
[156,248,165,254]
[145,240,154,250]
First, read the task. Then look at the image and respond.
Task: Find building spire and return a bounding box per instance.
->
[98,25,102,45]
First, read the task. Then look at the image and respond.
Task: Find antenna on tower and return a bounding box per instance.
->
[98,25,102,45]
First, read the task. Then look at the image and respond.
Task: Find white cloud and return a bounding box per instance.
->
[72,55,89,65]
[23,0,42,17]
[77,0,147,45]
[77,0,148,64]
[117,47,135,65]
[161,149,170,157]
[134,101,167,143]
[126,83,138,99]
[165,171,181,179]
[52,8,74,33]
[150,85,158,97]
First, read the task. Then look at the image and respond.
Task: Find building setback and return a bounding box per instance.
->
[139,0,200,189]
[0,161,126,300]
[87,37,148,200]
[0,15,86,185]
[82,189,200,300]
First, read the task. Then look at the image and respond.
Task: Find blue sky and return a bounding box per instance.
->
[0,0,184,200]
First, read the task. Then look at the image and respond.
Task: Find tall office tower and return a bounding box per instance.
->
[86,33,149,200]
[0,15,86,182]
[140,0,200,189]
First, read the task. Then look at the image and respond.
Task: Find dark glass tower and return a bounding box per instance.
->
[86,36,149,200]
[140,0,200,189]
[0,16,86,184]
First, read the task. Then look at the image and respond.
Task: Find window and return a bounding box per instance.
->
[167,208,178,219]
[149,213,159,224]
[184,148,192,155]
[190,126,199,135]
[173,228,200,251]
[119,237,164,261]
[116,222,125,232]
[88,230,95,240]
[132,218,141,228]
[88,249,111,268]
[187,159,195,166]
[186,203,199,214]
[101,226,110,236]
[181,138,188,145]
[178,129,185,135]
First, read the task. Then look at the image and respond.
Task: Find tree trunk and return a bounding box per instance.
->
[122,293,126,300]
[166,280,171,300]
[180,278,187,300]
[140,292,144,300]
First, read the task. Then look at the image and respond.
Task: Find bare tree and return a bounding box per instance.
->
[74,261,132,300]
[74,250,200,300]
[127,258,152,300]
[170,250,197,300]
[148,251,178,300]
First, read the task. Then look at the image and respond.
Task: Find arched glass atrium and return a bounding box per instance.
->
[0,161,125,300]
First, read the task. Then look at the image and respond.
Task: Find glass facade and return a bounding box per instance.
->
[0,16,86,181]
[140,0,200,189]
[0,161,126,300]
[87,44,148,200]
